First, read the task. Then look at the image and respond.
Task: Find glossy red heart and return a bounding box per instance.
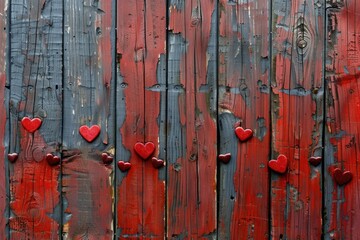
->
[21,117,42,133]
[218,153,231,164]
[309,156,322,166]
[268,154,288,174]
[333,168,353,186]
[134,142,155,160]
[46,153,60,166]
[101,153,113,164]
[235,127,253,142]
[152,157,165,169]
[118,161,131,172]
[8,153,18,163]
[79,125,101,142]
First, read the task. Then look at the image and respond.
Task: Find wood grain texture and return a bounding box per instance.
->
[9,0,63,239]
[0,0,9,239]
[217,0,270,239]
[143,0,167,237]
[167,0,217,238]
[324,1,360,239]
[115,0,166,238]
[270,0,324,238]
[62,0,114,238]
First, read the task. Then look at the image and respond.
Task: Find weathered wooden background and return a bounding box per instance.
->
[0,0,359,239]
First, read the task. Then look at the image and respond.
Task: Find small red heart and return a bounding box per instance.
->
[333,168,353,186]
[268,154,288,174]
[8,153,18,163]
[46,153,60,166]
[101,153,113,164]
[235,127,253,142]
[21,117,42,133]
[134,142,155,160]
[118,161,131,172]
[309,156,322,166]
[152,157,165,169]
[218,153,231,164]
[79,125,101,142]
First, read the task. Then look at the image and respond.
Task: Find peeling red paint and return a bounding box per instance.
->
[62,155,113,239]
[117,0,166,237]
[10,129,60,239]
[167,0,217,237]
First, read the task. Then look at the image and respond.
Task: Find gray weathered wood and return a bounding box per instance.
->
[62,0,115,238]
[0,0,9,238]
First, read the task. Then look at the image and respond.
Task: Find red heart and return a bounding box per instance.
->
[101,153,113,164]
[79,125,101,142]
[8,153,18,163]
[21,117,42,133]
[235,127,253,142]
[309,156,322,166]
[268,154,288,174]
[152,157,165,169]
[46,153,60,166]
[134,142,155,160]
[218,153,231,164]
[333,168,353,186]
[118,161,131,172]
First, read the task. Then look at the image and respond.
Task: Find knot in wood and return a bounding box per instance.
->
[297,39,307,49]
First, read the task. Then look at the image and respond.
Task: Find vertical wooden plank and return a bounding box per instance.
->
[270,0,325,239]
[9,0,63,239]
[62,0,114,238]
[0,0,9,238]
[115,0,166,237]
[217,0,270,239]
[324,1,360,239]
[143,0,167,237]
[167,0,217,238]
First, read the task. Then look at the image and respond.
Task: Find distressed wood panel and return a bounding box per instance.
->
[217,0,270,239]
[115,0,167,238]
[324,1,360,239]
[9,0,63,239]
[167,0,217,238]
[270,0,325,238]
[0,0,9,239]
[62,0,114,238]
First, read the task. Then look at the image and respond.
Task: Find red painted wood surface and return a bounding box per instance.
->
[218,0,270,238]
[270,0,324,238]
[0,1,8,238]
[325,1,360,238]
[9,0,63,238]
[3,0,360,239]
[143,0,167,236]
[62,0,114,238]
[167,1,217,238]
[116,0,166,238]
